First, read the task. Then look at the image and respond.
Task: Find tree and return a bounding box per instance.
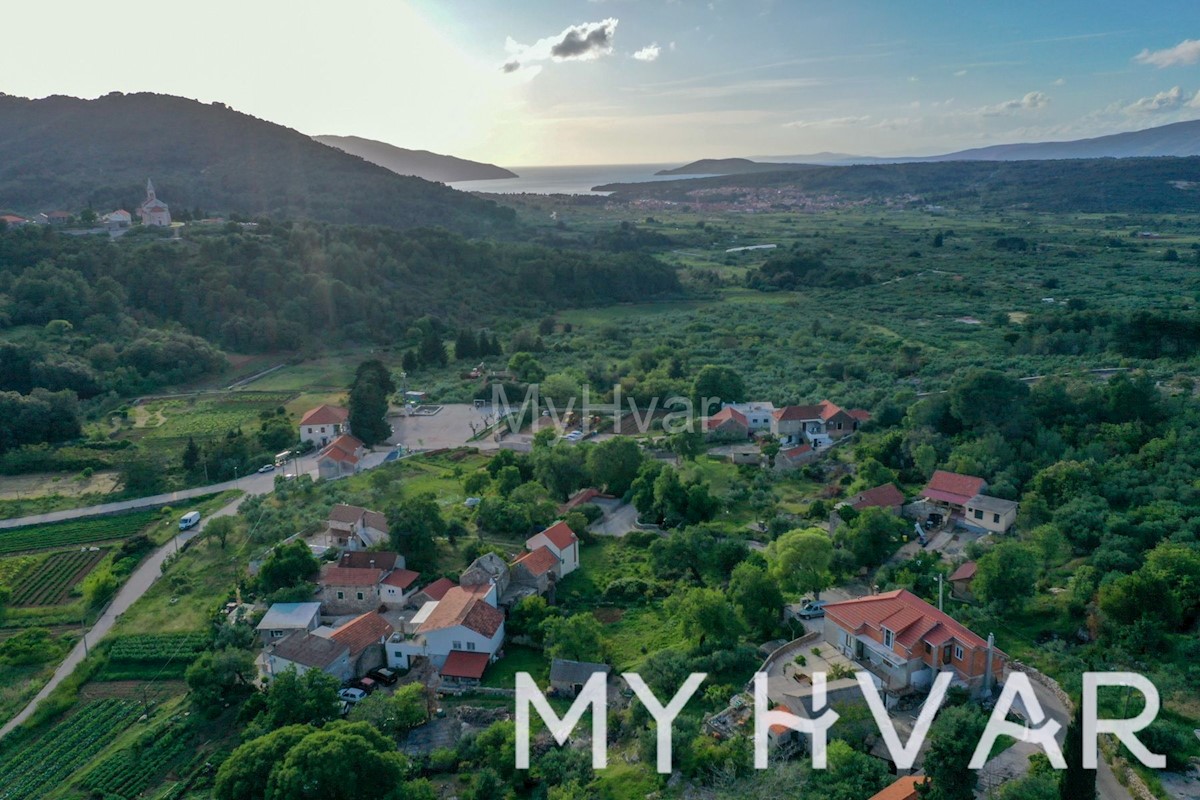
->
[974,542,1039,613]
[543,613,606,662]
[665,586,744,649]
[767,528,834,599]
[261,667,342,729]
[806,739,891,800]
[388,492,446,569]
[1059,703,1096,800]
[509,595,553,644]
[508,352,546,383]
[842,507,908,569]
[81,566,118,608]
[205,516,238,550]
[258,540,318,594]
[182,436,201,473]
[349,683,428,737]
[586,436,644,496]
[729,561,783,639]
[215,724,315,800]
[264,722,410,800]
[185,648,256,716]
[118,453,167,495]
[692,364,746,411]
[348,359,395,446]
[919,705,988,800]
[668,430,705,462]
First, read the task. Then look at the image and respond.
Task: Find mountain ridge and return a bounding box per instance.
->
[314,135,517,182]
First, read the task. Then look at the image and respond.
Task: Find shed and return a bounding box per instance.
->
[549,659,611,698]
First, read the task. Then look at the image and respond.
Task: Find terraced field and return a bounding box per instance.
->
[9,548,107,606]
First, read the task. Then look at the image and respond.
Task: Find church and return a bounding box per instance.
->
[137,179,171,227]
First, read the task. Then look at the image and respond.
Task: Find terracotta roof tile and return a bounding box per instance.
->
[419,577,455,601]
[822,589,996,654]
[440,650,491,680]
[923,470,986,505]
[949,562,977,582]
[868,775,928,800]
[382,568,419,590]
[850,483,905,510]
[513,545,559,577]
[418,586,504,638]
[339,551,400,570]
[301,404,349,426]
[320,565,382,587]
[330,611,394,658]
[536,521,578,551]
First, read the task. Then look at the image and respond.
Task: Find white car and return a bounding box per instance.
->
[338,687,366,704]
[257,463,275,473]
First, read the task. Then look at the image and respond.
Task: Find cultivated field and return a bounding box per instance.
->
[9,548,107,606]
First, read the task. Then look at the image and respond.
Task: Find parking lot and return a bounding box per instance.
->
[387,403,503,451]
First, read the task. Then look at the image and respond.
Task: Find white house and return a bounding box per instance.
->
[722,401,777,432]
[386,585,504,673]
[255,601,321,644]
[321,503,388,551]
[525,520,579,578]
[103,209,132,229]
[137,179,171,227]
[317,434,366,480]
[300,404,349,447]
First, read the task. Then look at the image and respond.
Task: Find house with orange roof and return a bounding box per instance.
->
[822,589,1004,704]
[705,405,751,440]
[316,434,366,480]
[316,550,416,614]
[771,400,870,448]
[525,520,580,578]
[300,403,349,447]
[385,584,505,675]
[848,483,906,514]
[948,562,977,600]
[920,470,986,514]
[319,502,387,551]
[868,775,928,800]
[328,611,394,677]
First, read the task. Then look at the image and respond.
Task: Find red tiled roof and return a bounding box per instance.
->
[420,577,455,601]
[331,611,394,658]
[822,589,997,654]
[382,568,419,590]
[949,562,977,582]
[320,565,382,587]
[419,586,504,638]
[707,406,749,429]
[329,503,369,524]
[560,488,602,513]
[817,400,847,421]
[923,470,986,505]
[849,409,872,422]
[339,551,400,570]
[868,775,928,800]
[440,650,491,680]
[850,483,905,510]
[301,404,349,426]
[513,545,559,577]
[781,444,812,459]
[536,520,578,552]
[0,215,26,223]
[774,404,825,422]
[768,704,797,735]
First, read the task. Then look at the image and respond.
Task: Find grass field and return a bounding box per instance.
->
[117,392,297,455]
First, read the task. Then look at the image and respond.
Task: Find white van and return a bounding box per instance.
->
[179,511,201,530]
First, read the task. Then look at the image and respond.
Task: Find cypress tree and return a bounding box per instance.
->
[1059,704,1096,800]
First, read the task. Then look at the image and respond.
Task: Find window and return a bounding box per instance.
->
[356,592,364,601]
[974,509,984,520]
[943,645,952,663]
[272,630,283,638]
[924,642,932,654]
[993,513,1001,524]
[320,426,326,433]
[954,645,964,661]
[452,641,462,650]
[883,628,894,648]
[466,642,476,651]
[336,591,344,600]
[393,649,402,658]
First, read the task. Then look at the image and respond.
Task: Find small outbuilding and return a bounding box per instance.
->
[549,658,611,698]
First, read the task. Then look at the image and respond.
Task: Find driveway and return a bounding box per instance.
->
[589,500,640,537]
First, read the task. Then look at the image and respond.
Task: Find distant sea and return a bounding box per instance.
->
[448,164,714,196]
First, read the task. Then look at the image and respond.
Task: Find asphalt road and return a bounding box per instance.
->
[0,449,393,739]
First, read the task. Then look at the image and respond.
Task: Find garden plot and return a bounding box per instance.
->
[9,548,107,606]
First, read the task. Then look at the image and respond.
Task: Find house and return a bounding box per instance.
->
[948,562,977,600]
[525,521,579,578]
[321,504,388,552]
[822,589,1005,704]
[300,404,349,447]
[721,402,776,432]
[137,179,171,226]
[727,444,763,466]
[706,406,750,440]
[317,552,416,614]
[103,209,132,229]
[0,214,28,227]
[771,400,869,448]
[868,776,928,800]
[774,443,814,471]
[920,470,987,516]
[386,585,505,673]
[510,546,560,599]
[558,487,605,515]
[46,210,72,225]
[963,494,1018,534]
[317,434,365,479]
[549,659,611,698]
[327,611,394,678]
[438,650,493,689]
[256,602,322,644]
[263,631,352,683]
[408,577,455,607]
[460,553,510,598]
[849,483,905,514]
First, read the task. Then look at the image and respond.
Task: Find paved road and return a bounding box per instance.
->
[0,456,318,530]
[0,449,394,739]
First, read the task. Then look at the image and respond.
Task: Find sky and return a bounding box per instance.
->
[2,0,1199,166]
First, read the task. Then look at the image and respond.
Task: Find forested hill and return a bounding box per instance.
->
[314,135,517,182]
[598,156,1200,212]
[0,93,514,234]
[0,221,681,354]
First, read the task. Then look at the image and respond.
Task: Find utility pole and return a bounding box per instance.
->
[938,573,944,612]
[81,611,89,657]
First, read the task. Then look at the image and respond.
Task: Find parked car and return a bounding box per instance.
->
[367,668,399,686]
[257,463,275,473]
[797,599,827,619]
[353,677,378,694]
[178,511,201,531]
[338,687,367,704]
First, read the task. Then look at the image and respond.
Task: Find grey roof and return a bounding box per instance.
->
[550,659,611,685]
[966,494,1019,514]
[269,631,348,669]
[256,602,322,631]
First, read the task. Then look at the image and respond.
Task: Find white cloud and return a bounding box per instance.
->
[502,18,618,73]
[979,91,1049,116]
[954,69,968,77]
[783,115,870,129]
[1191,89,1200,108]
[1124,85,1186,113]
[1052,77,1066,86]
[1134,39,1200,68]
[632,42,660,62]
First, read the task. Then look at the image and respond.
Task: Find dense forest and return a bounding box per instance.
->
[598,156,1200,212]
[0,93,513,234]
